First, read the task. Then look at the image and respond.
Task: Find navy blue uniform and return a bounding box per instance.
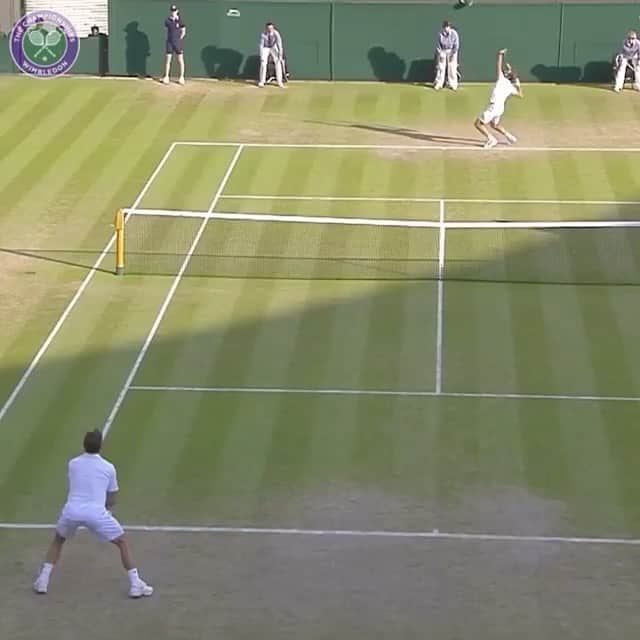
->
[165,16,185,54]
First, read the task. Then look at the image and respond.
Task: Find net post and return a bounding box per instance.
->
[114,209,125,275]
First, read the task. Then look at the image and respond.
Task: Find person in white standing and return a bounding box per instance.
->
[33,430,153,599]
[434,21,459,91]
[258,22,285,88]
[474,49,523,149]
[614,30,640,92]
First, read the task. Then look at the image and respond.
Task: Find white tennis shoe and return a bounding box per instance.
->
[484,137,498,149]
[129,580,154,598]
[161,76,170,85]
[33,577,48,594]
[504,132,517,144]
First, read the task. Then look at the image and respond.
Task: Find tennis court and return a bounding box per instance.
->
[2,79,640,638]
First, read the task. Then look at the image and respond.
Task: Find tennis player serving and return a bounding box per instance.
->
[474,49,523,149]
[33,430,153,598]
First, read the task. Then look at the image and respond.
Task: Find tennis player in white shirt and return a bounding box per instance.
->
[33,430,153,598]
[474,49,523,149]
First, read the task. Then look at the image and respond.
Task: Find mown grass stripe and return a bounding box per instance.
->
[0,80,51,124]
[559,403,629,535]
[0,95,228,445]
[598,402,640,533]
[0,85,84,179]
[0,87,115,214]
[0,88,148,244]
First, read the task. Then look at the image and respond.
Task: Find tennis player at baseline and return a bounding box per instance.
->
[33,430,153,598]
[474,49,522,149]
[258,22,285,88]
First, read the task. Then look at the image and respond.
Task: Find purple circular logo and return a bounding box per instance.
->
[10,11,80,78]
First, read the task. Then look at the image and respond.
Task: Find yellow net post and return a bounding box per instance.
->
[114,209,125,275]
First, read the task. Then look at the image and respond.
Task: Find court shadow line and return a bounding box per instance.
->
[305,120,481,146]
[0,248,113,275]
[0,195,639,538]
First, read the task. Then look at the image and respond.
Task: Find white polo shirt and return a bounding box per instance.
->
[64,453,118,513]
[489,73,519,112]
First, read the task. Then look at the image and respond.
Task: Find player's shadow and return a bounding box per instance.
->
[201,46,244,79]
[306,120,480,146]
[123,21,150,78]
[583,61,615,84]
[241,55,260,80]
[531,64,582,83]
[407,59,435,84]
[0,248,113,274]
[368,47,407,82]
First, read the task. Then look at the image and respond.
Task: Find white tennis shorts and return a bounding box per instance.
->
[479,104,504,125]
[56,506,124,542]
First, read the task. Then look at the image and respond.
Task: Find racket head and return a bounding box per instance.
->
[27,29,45,46]
[45,29,62,47]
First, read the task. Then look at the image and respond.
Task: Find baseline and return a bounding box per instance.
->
[174,141,640,153]
[0,522,639,547]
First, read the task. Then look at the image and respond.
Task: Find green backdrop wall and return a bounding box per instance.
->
[108,0,331,79]
[331,3,563,81]
[560,4,640,82]
[0,1,632,82]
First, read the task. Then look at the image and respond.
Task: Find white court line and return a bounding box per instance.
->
[101,145,245,438]
[175,141,640,153]
[435,200,445,394]
[0,143,178,426]
[124,208,640,229]
[129,385,640,403]
[1,521,639,546]
[125,208,441,227]
[220,194,640,206]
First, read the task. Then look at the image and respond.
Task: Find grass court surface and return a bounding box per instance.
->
[2,76,640,638]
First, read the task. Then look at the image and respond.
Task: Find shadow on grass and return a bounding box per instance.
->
[0,248,113,274]
[305,120,481,145]
[1,174,640,545]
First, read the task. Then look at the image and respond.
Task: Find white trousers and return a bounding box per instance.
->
[434,49,458,89]
[259,47,283,85]
[615,57,640,91]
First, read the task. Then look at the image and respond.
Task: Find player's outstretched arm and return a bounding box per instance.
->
[497,48,507,78]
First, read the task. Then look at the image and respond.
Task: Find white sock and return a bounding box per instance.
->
[127,568,140,585]
[40,562,54,579]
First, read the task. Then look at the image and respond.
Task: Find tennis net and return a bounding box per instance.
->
[119,208,640,284]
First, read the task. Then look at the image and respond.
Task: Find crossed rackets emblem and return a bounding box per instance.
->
[25,23,64,63]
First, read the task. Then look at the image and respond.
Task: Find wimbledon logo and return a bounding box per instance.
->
[10,11,80,78]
